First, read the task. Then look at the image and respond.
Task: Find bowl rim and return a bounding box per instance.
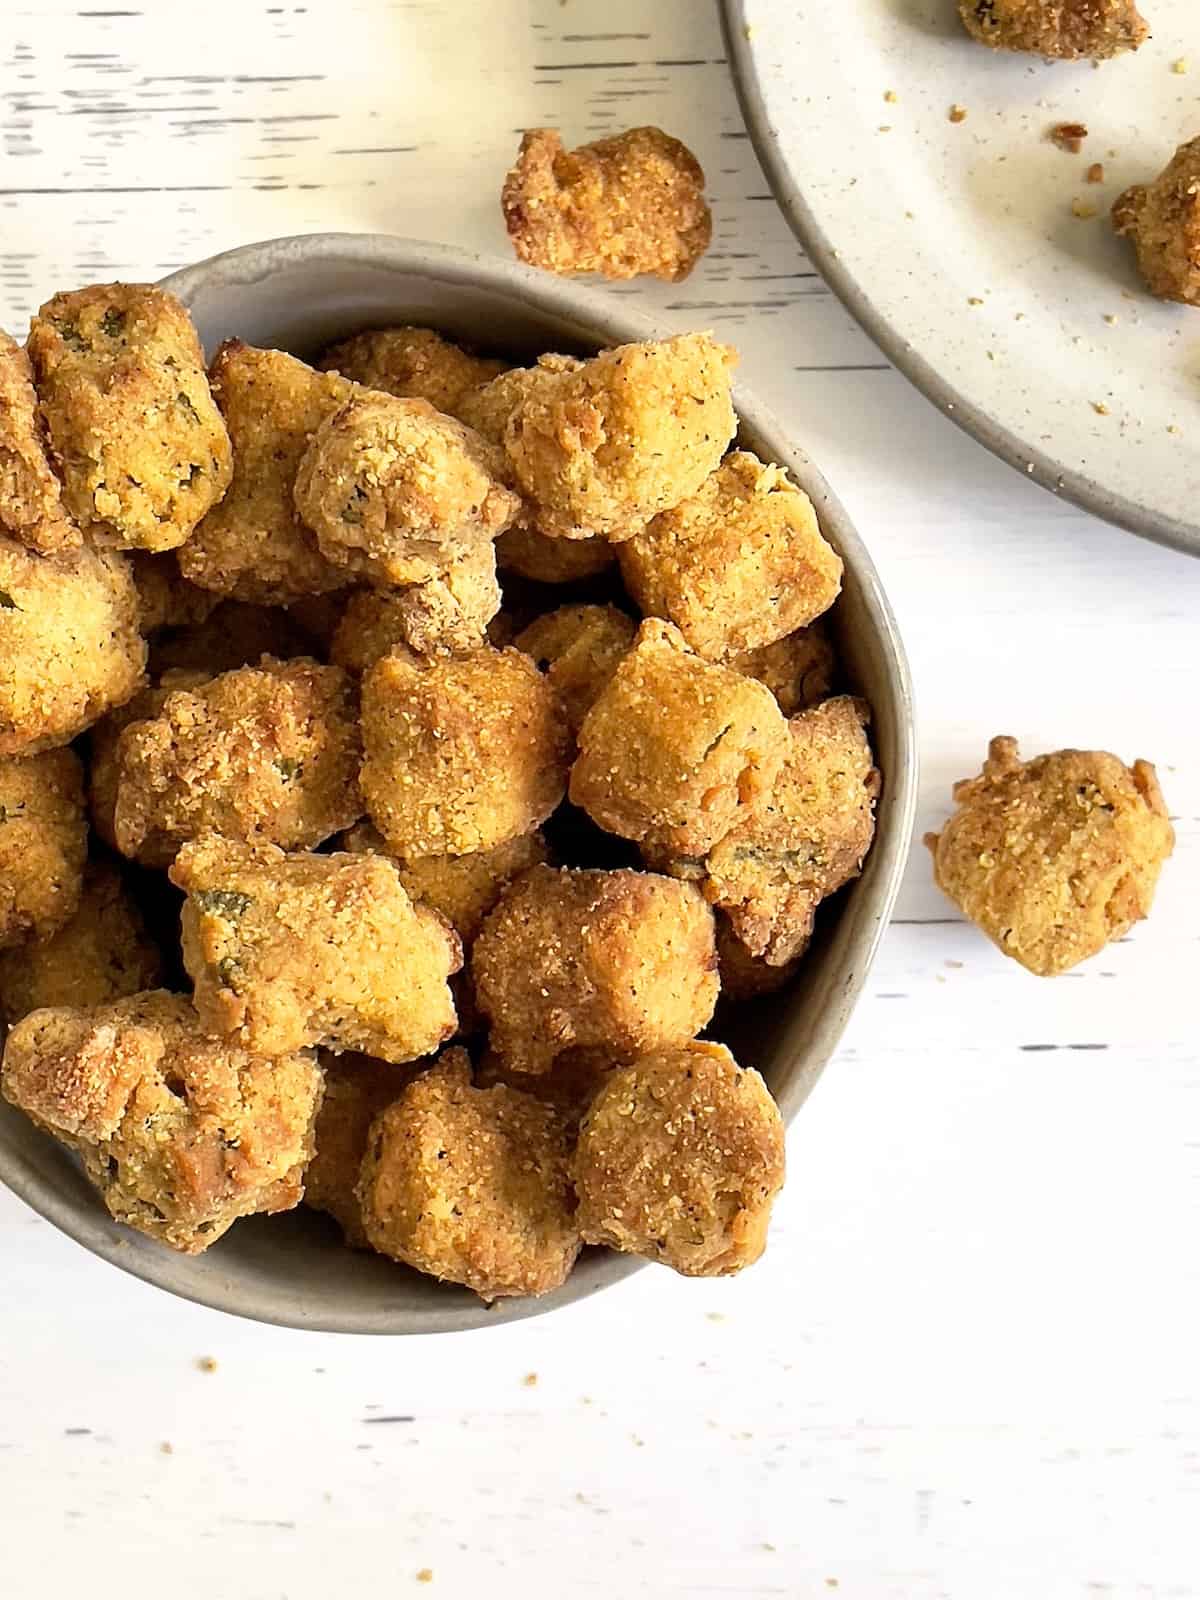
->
[0,233,918,1334]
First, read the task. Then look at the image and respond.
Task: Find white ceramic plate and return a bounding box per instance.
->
[724,0,1200,556]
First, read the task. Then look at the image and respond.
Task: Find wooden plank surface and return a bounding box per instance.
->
[1,3,1198,1596]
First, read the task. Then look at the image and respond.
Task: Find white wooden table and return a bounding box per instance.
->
[2,4,1198,1596]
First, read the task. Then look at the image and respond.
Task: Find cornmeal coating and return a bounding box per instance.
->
[0,331,77,554]
[150,599,315,679]
[341,820,549,945]
[701,696,880,966]
[0,749,87,950]
[455,354,581,445]
[714,911,802,1003]
[361,645,568,858]
[172,834,461,1062]
[330,546,500,668]
[357,1048,580,1300]
[0,538,145,756]
[1113,137,1200,307]
[472,864,718,1076]
[570,619,789,858]
[515,604,636,732]
[304,1049,414,1246]
[129,551,222,634]
[618,452,842,660]
[958,0,1148,57]
[179,342,351,603]
[572,1042,785,1277]
[504,334,737,542]
[87,674,209,851]
[318,326,505,415]
[293,390,520,588]
[496,522,614,583]
[0,990,322,1253]
[0,860,162,1023]
[925,736,1174,976]
[730,623,836,716]
[26,284,232,552]
[111,657,362,867]
[502,126,712,283]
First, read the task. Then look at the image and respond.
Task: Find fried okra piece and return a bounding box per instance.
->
[619,452,843,660]
[304,1050,414,1246]
[572,1041,785,1277]
[0,331,77,554]
[0,749,87,950]
[0,990,322,1253]
[505,334,737,542]
[110,657,362,867]
[172,834,462,1062]
[179,342,351,603]
[730,623,836,716]
[128,551,221,635]
[957,0,1148,58]
[318,326,505,415]
[0,860,162,1023]
[472,865,718,1076]
[515,604,635,732]
[1113,138,1200,307]
[925,736,1174,976]
[502,126,712,283]
[570,619,788,858]
[149,598,316,679]
[26,284,232,552]
[361,645,569,858]
[87,674,208,851]
[0,539,145,756]
[330,547,500,670]
[293,391,520,588]
[357,1047,580,1299]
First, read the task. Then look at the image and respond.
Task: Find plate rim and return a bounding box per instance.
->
[719,0,1200,561]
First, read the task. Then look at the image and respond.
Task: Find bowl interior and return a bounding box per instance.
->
[0,236,916,1334]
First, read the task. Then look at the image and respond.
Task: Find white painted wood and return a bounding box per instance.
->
[1,3,1197,1596]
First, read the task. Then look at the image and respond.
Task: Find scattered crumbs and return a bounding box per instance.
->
[580,1395,593,1406]
[763,1542,777,1552]
[986,350,995,360]
[967,296,984,306]
[904,209,915,219]
[630,1433,646,1448]
[1015,311,1025,320]
[949,104,968,124]
[1092,401,1110,415]
[1167,424,1180,435]
[1103,313,1118,325]
[743,23,754,41]
[196,1356,218,1374]
[706,1312,726,1323]
[1025,462,1035,474]
[945,959,963,970]
[416,1570,433,1586]
[160,1441,174,1456]
[576,1492,588,1504]
[1087,162,1105,184]
[1070,198,1098,219]
[1172,58,1188,75]
[1049,121,1088,154]
[826,1582,840,1592]
[878,125,892,133]
[522,1372,538,1388]
[884,89,898,103]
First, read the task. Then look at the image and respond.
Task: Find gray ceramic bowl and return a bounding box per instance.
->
[0,235,917,1334]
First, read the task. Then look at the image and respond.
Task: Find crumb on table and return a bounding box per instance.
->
[1050,122,1088,154]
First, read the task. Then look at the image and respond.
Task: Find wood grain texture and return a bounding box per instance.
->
[1,2,1198,1596]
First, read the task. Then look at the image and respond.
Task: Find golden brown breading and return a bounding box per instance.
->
[149,599,315,679]
[293,390,520,588]
[495,522,614,583]
[472,864,718,1076]
[0,749,88,950]
[958,0,1148,58]
[361,645,569,858]
[618,452,842,660]
[925,736,1174,976]
[341,820,549,945]
[502,126,712,283]
[109,657,362,867]
[699,696,879,966]
[1113,137,1200,307]
[304,1049,414,1246]
[572,1041,785,1276]
[454,354,581,445]
[0,860,162,1022]
[318,326,505,415]
[172,834,462,1062]
[0,990,322,1253]
[129,551,222,634]
[178,341,351,603]
[714,910,802,1003]
[357,1047,580,1299]
[515,604,636,732]
[729,623,836,716]
[504,334,737,542]
[330,547,500,669]
[87,674,209,850]
[26,284,232,552]
[569,619,789,858]
[0,539,145,756]
[0,331,77,554]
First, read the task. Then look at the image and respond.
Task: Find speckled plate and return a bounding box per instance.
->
[723,0,1200,557]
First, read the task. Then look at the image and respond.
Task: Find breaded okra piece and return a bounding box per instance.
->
[357,1048,580,1299]
[0,748,88,950]
[1113,137,1200,307]
[472,864,718,1076]
[318,326,505,415]
[0,990,322,1253]
[329,545,500,668]
[514,604,636,732]
[729,622,836,716]
[0,331,77,554]
[958,0,1148,59]
[172,834,462,1063]
[26,283,232,552]
[304,1049,415,1246]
